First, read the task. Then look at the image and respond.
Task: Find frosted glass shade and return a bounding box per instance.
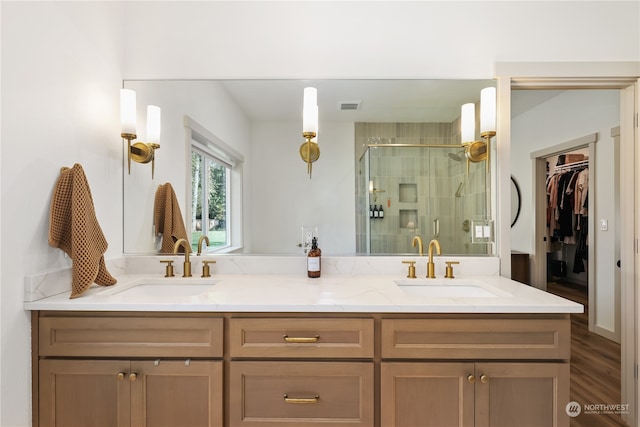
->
[461,103,475,143]
[303,87,318,134]
[480,87,496,134]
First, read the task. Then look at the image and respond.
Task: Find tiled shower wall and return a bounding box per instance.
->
[355,122,490,255]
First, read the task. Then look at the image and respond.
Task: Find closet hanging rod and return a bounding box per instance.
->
[554,159,589,172]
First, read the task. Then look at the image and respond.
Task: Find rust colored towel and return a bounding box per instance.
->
[48,164,117,298]
[154,183,189,253]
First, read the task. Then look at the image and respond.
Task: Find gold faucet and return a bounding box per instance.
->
[412,236,424,256]
[197,235,209,255]
[426,239,441,278]
[173,238,192,277]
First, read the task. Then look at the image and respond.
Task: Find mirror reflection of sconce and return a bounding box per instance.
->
[300,87,320,178]
[369,180,385,202]
[460,87,496,173]
[120,89,161,179]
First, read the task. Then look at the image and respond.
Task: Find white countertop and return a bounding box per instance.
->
[24,273,584,314]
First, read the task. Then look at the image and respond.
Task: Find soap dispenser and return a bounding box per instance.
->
[307,237,321,278]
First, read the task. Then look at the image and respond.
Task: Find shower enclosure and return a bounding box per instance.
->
[355,123,492,255]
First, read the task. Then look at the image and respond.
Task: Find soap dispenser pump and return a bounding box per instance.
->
[307,237,321,278]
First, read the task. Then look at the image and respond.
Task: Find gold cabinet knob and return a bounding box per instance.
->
[202,260,216,278]
[480,374,489,384]
[467,374,476,384]
[129,373,138,382]
[160,260,175,277]
[402,260,417,278]
[444,261,460,279]
[117,372,125,381]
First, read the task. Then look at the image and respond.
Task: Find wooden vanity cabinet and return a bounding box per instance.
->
[35,314,224,427]
[380,317,571,427]
[32,312,571,427]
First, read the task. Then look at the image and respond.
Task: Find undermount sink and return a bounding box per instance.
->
[394,279,509,298]
[99,279,218,298]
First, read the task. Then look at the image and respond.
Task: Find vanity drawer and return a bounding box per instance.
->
[381,317,570,360]
[229,318,374,358]
[229,361,374,427]
[39,316,223,358]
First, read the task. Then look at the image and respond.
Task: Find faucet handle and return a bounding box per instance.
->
[444,261,460,279]
[160,260,175,277]
[402,260,417,279]
[202,260,216,278]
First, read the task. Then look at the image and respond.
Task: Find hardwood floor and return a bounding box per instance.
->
[547,282,628,427]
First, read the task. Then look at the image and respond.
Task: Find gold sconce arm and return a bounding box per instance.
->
[121,133,160,179]
[300,131,320,179]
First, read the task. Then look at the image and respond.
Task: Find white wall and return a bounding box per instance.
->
[2,1,639,425]
[120,1,639,80]
[1,3,124,425]
[510,89,620,335]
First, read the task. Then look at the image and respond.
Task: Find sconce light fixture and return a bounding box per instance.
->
[300,87,319,178]
[120,89,161,179]
[369,180,386,202]
[461,87,496,173]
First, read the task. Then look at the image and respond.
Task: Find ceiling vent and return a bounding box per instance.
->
[340,101,361,111]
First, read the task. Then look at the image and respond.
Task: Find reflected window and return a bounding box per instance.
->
[185,116,244,254]
[191,148,231,252]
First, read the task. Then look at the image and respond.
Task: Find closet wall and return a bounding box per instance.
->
[545,149,590,287]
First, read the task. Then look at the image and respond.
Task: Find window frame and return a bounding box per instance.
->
[184,116,244,254]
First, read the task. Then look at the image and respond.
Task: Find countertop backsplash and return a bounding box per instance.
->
[25,255,500,302]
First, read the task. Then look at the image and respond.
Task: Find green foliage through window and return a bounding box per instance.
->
[191,149,229,251]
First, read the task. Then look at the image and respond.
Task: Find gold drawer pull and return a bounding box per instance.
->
[283,394,320,404]
[480,374,489,384]
[467,374,476,384]
[283,335,320,343]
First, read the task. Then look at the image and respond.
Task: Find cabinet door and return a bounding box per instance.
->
[474,362,570,427]
[39,359,131,427]
[381,362,475,427]
[130,360,223,427]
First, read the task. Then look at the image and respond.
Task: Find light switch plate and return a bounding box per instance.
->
[600,219,608,231]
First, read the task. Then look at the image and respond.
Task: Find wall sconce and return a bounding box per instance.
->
[120,89,161,179]
[461,87,496,173]
[369,180,385,202]
[300,87,319,178]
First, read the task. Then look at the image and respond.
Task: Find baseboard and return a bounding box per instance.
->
[595,324,621,344]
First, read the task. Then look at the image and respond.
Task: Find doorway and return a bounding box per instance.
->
[510,87,628,425]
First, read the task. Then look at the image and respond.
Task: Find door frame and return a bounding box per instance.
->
[494,61,639,426]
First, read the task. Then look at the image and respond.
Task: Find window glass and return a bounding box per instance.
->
[191,148,230,252]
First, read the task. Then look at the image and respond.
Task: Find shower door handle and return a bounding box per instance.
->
[433,218,440,237]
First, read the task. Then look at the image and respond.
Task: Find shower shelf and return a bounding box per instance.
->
[399,184,417,203]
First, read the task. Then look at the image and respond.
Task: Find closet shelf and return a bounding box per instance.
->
[554,159,589,172]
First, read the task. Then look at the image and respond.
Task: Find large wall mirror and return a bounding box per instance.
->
[123,79,496,256]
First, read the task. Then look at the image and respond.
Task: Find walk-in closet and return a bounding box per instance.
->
[545,149,590,287]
